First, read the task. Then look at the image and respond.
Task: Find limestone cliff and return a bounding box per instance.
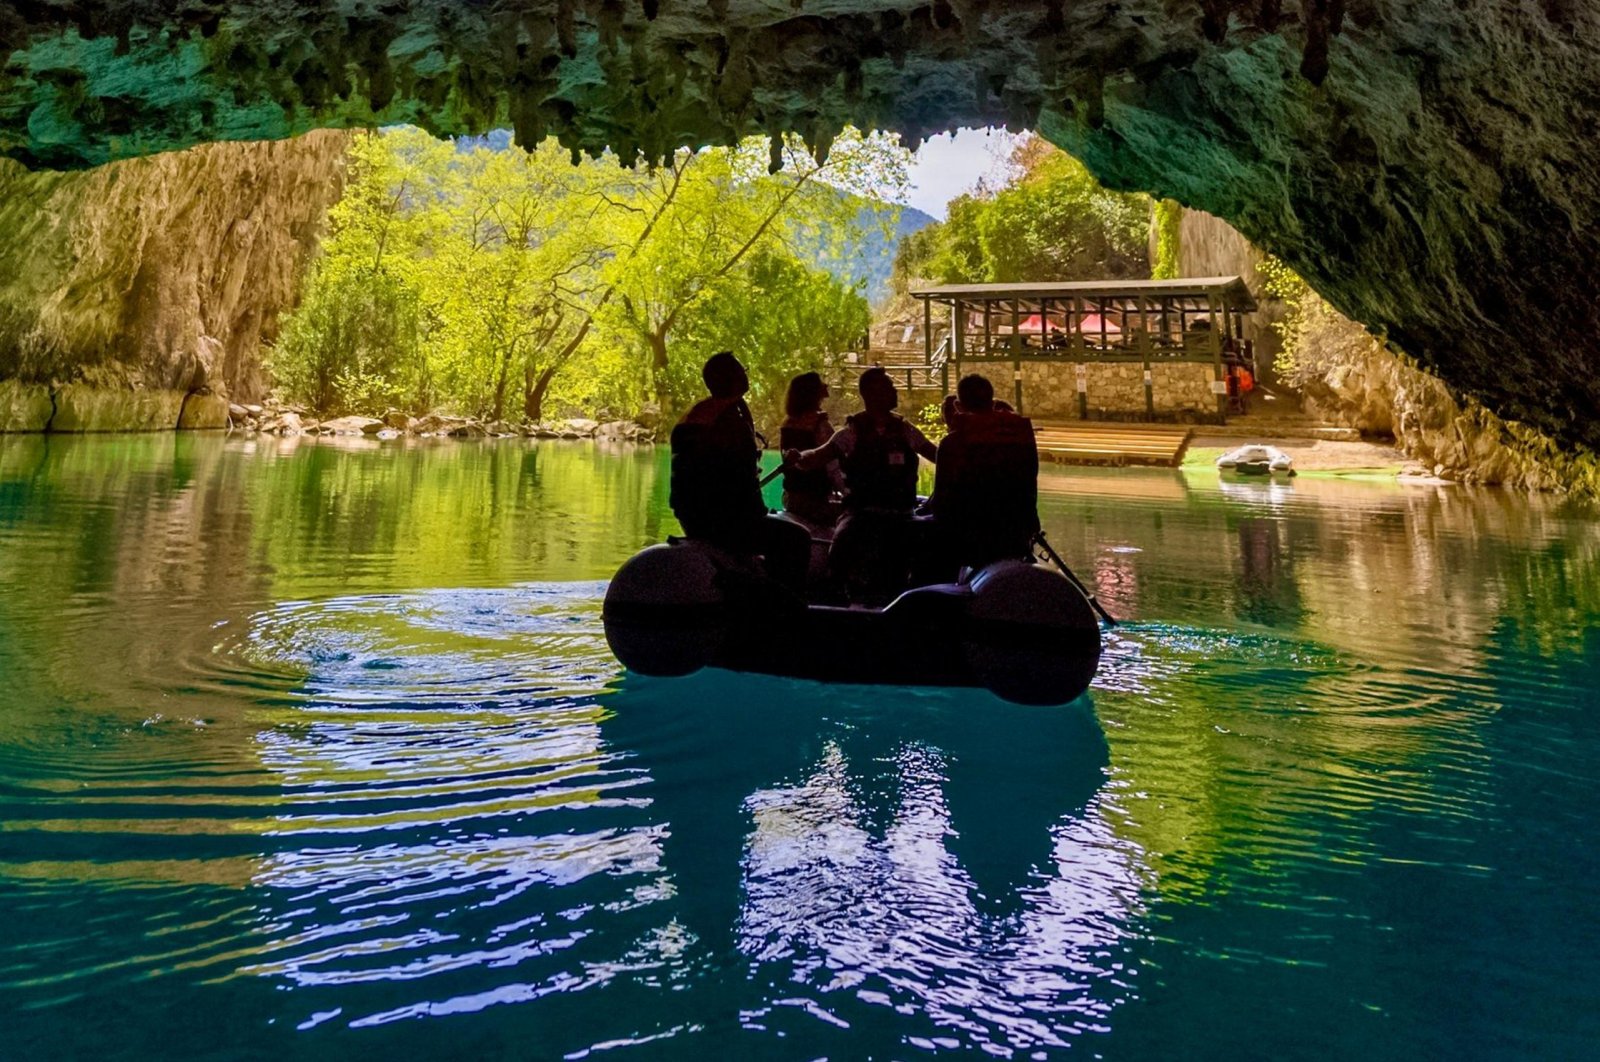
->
[1279,291,1600,492]
[1168,205,1598,491]
[1,3,1598,453]
[0,130,349,429]
[1152,206,1285,388]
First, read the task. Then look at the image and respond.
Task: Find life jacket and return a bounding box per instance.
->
[936,410,1039,562]
[779,414,832,498]
[669,397,764,539]
[841,412,918,512]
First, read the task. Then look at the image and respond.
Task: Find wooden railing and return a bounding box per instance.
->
[832,336,952,393]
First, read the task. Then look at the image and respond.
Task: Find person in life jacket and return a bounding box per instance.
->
[670,352,810,589]
[784,366,938,603]
[930,374,1041,574]
[777,371,843,529]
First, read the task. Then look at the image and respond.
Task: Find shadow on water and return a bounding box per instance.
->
[605,668,1110,936]
[598,670,1123,1053]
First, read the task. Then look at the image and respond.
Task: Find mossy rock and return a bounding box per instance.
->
[177,392,230,430]
[0,380,54,432]
[51,386,186,432]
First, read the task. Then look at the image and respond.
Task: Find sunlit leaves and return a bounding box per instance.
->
[892,138,1149,289]
[272,125,912,421]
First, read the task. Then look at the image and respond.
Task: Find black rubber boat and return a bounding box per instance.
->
[602,538,1102,705]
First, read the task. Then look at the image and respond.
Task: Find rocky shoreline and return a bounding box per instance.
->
[235,403,658,444]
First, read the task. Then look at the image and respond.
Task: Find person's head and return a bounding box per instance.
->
[941,393,962,428]
[956,373,995,413]
[858,366,898,413]
[702,351,748,398]
[785,371,828,417]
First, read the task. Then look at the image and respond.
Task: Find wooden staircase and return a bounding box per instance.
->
[1032,421,1193,467]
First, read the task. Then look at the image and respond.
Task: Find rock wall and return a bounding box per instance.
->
[1155,208,1285,387]
[0,130,349,429]
[1282,292,1600,491]
[4,4,1600,454]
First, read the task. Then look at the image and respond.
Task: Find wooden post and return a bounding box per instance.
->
[1073,297,1088,420]
[1140,295,1154,420]
[953,298,964,387]
[1011,298,1023,413]
[922,295,932,364]
[1209,289,1226,420]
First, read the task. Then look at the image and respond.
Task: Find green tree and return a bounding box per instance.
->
[269,128,449,413]
[419,141,611,421]
[889,137,1150,291]
[977,150,1149,282]
[600,129,908,414]
[275,126,909,421]
[672,250,870,426]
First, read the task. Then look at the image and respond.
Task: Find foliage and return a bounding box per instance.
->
[270,265,425,414]
[891,137,1150,291]
[915,403,948,443]
[272,127,911,420]
[600,129,908,414]
[268,130,436,413]
[670,251,870,427]
[1257,255,1316,380]
[977,150,1150,282]
[1151,199,1183,280]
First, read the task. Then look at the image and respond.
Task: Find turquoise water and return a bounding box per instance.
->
[1,433,1597,1059]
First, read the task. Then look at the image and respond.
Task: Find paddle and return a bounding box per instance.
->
[1033,530,1119,628]
[759,464,793,488]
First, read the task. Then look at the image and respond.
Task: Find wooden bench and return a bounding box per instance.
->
[1031,421,1193,467]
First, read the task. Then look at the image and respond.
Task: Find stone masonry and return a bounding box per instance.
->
[957,360,1220,422]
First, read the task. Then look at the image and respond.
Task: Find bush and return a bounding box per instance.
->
[269,266,426,414]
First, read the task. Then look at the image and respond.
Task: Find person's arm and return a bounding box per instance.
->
[783,435,841,472]
[907,422,939,463]
[815,414,835,445]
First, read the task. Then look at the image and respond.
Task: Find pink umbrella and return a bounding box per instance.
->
[1004,313,1123,334]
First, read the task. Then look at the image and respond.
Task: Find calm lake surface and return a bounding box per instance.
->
[1,434,1596,1059]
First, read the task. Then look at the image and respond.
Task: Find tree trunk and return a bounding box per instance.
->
[648,329,671,416]
[524,363,558,421]
[490,340,518,423]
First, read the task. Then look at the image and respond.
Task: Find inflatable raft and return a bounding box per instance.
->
[1216,443,1295,476]
[603,540,1102,705]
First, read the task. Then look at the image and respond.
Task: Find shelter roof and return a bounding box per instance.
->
[911,277,1256,310]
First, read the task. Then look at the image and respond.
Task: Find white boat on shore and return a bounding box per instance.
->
[1216,444,1296,476]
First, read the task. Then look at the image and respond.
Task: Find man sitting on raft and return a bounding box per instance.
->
[784,366,938,603]
[930,374,1040,574]
[670,351,810,590]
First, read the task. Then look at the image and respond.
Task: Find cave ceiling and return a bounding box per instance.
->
[3,1,1600,449]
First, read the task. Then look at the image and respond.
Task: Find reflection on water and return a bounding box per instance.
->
[2,434,1599,1058]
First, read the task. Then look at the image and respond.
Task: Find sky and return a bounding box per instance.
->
[904,127,1021,219]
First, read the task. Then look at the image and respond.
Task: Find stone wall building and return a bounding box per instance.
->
[909,279,1254,424]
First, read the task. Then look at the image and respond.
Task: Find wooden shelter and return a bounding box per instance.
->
[910,277,1258,422]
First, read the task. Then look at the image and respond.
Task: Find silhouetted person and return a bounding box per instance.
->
[786,367,937,603]
[931,374,1040,574]
[670,352,809,589]
[778,372,842,529]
